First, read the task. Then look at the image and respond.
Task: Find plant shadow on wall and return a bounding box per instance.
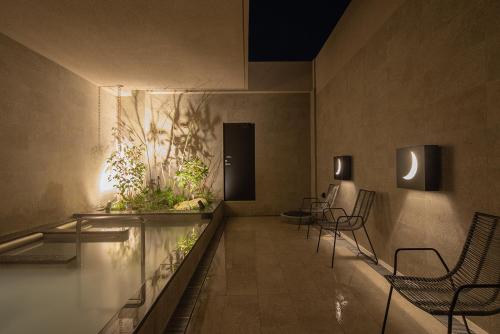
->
[106,91,221,211]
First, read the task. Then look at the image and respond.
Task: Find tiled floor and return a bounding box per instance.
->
[186,216,449,333]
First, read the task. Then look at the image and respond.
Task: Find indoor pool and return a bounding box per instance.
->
[0,215,208,334]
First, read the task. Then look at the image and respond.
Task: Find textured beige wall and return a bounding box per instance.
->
[315,0,404,91]
[150,92,311,216]
[0,0,247,90]
[0,33,114,238]
[248,62,312,92]
[218,93,311,216]
[315,0,499,331]
[0,37,310,237]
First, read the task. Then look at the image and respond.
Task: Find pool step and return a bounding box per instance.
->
[0,233,43,254]
[43,226,130,243]
[0,233,76,264]
[0,253,76,264]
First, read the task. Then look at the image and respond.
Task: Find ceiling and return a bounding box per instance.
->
[249,0,350,61]
[0,0,247,90]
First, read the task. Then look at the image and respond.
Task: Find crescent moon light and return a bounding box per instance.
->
[335,159,342,175]
[402,151,418,180]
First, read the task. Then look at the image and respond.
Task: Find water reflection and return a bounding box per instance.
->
[335,291,348,323]
[0,216,207,334]
[107,227,142,268]
[102,220,208,334]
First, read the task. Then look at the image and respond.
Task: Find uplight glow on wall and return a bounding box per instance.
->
[99,162,115,193]
[396,145,440,191]
[333,156,352,180]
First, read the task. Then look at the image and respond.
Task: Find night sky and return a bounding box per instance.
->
[249,0,351,61]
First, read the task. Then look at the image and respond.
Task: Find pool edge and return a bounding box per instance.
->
[135,201,224,334]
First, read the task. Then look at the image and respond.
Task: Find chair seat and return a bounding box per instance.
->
[385,275,500,315]
[317,220,361,231]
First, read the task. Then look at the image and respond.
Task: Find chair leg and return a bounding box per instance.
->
[331,224,339,268]
[352,226,378,265]
[447,313,453,334]
[381,286,393,334]
[351,230,362,253]
[462,316,471,334]
[316,226,322,252]
[363,226,378,264]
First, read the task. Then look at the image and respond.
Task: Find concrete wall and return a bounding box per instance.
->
[0,0,248,90]
[0,43,310,236]
[240,62,312,214]
[118,62,312,216]
[314,0,500,331]
[315,0,404,91]
[0,33,114,238]
[248,61,312,92]
[149,91,311,216]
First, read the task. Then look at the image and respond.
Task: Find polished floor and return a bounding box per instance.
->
[186,216,451,334]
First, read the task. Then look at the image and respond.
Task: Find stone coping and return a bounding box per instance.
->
[73,200,222,219]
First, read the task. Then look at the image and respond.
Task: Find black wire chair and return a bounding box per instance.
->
[381,212,500,334]
[298,184,340,239]
[316,189,377,268]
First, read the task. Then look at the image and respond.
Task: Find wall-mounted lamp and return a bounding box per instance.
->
[396,145,440,190]
[334,156,352,180]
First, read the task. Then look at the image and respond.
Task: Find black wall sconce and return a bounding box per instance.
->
[396,145,440,191]
[334,156,352,180]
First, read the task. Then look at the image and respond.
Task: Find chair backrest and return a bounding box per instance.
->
[325,184,340,208]
[349,189,376,227]
[452,212,500,286]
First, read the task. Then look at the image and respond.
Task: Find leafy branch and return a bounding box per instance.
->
[175,157,209,199]
[106,145,146,202]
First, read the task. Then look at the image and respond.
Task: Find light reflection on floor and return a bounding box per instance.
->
[186,216,452,334]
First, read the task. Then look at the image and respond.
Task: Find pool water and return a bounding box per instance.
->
[0,216,207,334]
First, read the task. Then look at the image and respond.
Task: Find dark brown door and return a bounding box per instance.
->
[223,123,255,201]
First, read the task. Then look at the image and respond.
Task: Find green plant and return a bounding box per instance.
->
[175,157,209,199]
[109,187,186,212]
[136,187,186,211]
[175,229,199,255]
[157,188,186,207]
[106,145,146,202]
[198,189,215,204]
[110,200,126,211]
